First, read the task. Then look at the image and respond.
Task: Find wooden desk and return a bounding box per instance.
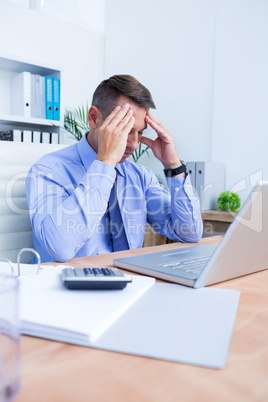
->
[15,236,268,402]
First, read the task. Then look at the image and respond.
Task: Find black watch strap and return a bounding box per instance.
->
[164,164,187,177]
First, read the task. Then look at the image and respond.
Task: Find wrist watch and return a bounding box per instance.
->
[164,163,187,177]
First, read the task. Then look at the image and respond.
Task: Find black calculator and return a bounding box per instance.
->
[62,267,132,290]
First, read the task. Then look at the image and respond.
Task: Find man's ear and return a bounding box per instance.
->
[88,106,100,129]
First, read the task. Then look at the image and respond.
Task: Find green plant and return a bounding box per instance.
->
[217,191,241,212]
[131,143,150,163]
[64,103,90,141]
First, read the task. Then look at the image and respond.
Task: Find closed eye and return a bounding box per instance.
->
[139,125,147,135]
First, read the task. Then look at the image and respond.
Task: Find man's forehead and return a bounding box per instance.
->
[116,95,145,112]
[132,111,147,132]
[117,96,147,130]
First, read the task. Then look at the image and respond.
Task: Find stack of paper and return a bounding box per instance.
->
[18,267,155,343]
[0,262,45,277]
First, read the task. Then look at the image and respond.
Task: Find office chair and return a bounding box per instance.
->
[0,140,66,263]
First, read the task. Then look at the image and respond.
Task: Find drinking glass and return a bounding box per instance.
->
[0,275,20,401]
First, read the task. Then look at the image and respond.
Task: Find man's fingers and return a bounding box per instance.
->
[146,111,164,128]
[117,108,133,129]
[140,136,153,148]
[145,114,159,131]
[146,112,170,142]
[105,103,132,130]
[146,114,165,136]
[103,105,122,126]
[121,116,135,136]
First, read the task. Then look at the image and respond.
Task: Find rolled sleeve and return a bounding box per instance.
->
[167,173,203,242]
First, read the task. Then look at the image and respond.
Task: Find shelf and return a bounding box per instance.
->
[0,114,61,132]
[0,54,62,135]
[0,55,60,78]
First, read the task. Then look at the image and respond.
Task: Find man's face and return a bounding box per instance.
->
[116,96,147,163]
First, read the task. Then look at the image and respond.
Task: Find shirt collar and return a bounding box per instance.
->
[77,133,97,171]
[115,162,125,177]
[77,133,126,176]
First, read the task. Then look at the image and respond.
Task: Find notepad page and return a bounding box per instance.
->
[0,262,55,276]
[19,267,155,342]
[93,283,240,369]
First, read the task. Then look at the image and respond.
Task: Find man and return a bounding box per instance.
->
[26,75,202,263]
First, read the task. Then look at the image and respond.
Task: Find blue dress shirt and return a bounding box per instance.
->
[26,134,203,263]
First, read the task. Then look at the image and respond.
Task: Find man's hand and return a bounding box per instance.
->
[96,104,135,167]
[140,111,182,169]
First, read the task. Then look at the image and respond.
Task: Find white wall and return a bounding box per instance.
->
[105,0,268,202]
[0,0,105,141]
[105,0,217,183]
[1,0,267,203]
[212,0,268,202]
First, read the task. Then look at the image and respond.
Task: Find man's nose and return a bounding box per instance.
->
[127,132,139,150]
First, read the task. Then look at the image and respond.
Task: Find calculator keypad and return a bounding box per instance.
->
[64,267,125,278]
[62,267,131,290]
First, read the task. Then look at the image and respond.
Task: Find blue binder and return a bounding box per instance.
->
[53,78,60,120]
[45,77,53,120]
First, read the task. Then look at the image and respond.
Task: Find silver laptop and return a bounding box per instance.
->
[114,181,268,288]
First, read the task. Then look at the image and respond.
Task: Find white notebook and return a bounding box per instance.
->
[0,262,240,368]
[19,266,155,342]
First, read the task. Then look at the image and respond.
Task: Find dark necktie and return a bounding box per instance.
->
[108,176,128,252]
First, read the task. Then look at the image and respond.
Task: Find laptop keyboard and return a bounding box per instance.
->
[162,257,211,276]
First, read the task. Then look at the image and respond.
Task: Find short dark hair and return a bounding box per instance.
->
[91,75,156,118]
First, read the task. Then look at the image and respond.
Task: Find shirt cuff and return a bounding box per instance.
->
[166,172,197,199]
